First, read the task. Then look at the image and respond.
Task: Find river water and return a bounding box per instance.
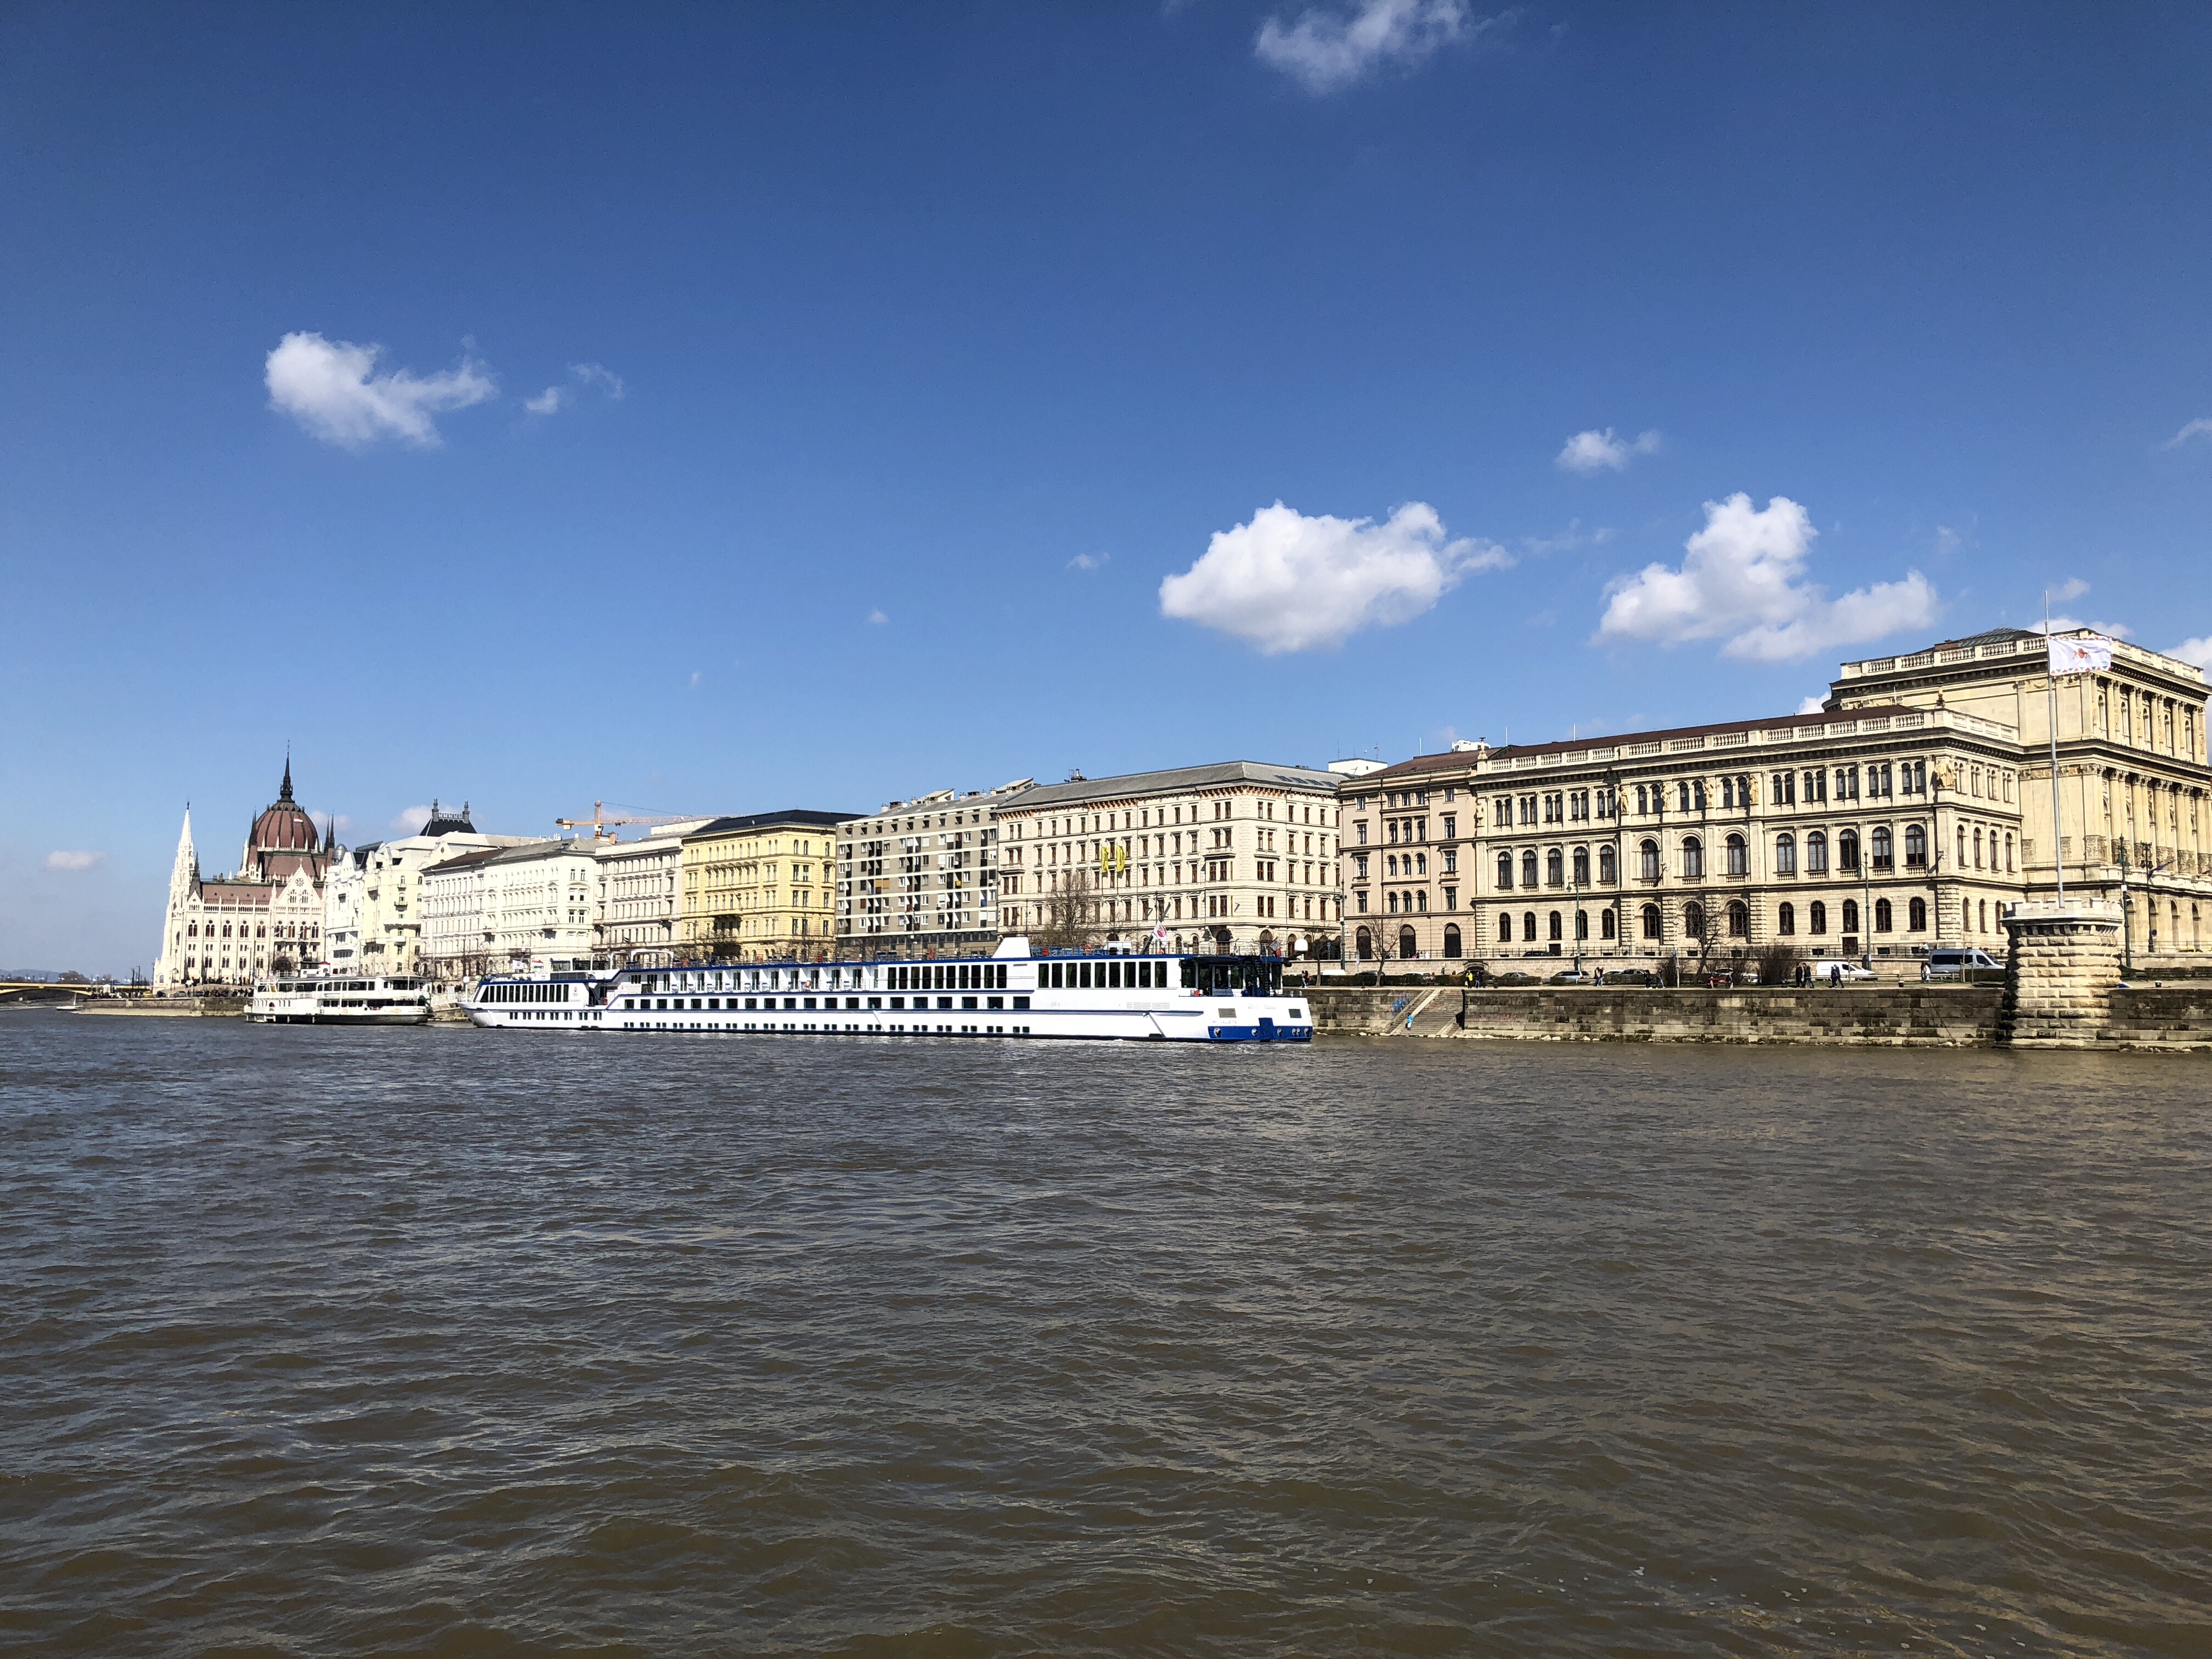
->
[2,1011,2207,1656]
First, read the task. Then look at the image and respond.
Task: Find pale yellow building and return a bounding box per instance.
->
[1831,627,2209,961]
[680,809,851,961]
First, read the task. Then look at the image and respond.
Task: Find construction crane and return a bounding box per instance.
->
[555,802,703,841]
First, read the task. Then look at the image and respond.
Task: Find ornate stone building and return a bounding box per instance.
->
[321,802,531,978]
[153,760,333,989]
[1347,627,2208,970]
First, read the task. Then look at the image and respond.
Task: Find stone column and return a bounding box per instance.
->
[1997,900,2123,1047]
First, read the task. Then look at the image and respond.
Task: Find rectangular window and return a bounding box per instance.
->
[1013,995,1030,1010]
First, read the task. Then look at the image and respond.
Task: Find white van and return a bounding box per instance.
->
[1922,948,2001,981]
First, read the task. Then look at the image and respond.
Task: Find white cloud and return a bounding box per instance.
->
[2049,577,2090,602]
[43,850,105,872]
[1160,499,1510,654]
[1596,493,1938,663]
[1522,518,1613,555]
[313,811,354,840]
[1796,696,1827,715]
[1068,551,1111,571]
[2163,417,2212,449]
[524,362,624,419]
[867,608,888,625]
[571,362,625,399]
[2169,636,2212,669]
[1255,0,1487,94]
[1556,427,1662,473]
[266,331,496,449]
[392,805,432,834]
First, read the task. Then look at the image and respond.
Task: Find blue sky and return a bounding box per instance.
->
[5,2,2210,973]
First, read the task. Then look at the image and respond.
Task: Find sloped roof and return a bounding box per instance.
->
[1005,760,1339,811]
[1362,703,1923,783]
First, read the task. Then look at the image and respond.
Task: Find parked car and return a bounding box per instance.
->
[1816,961,1877,984]
[1603,969,1659,986]
[1549,969,1595,985]
[1922,948,2002,981]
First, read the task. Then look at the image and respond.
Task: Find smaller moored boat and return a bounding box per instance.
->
[249,974,431,1025]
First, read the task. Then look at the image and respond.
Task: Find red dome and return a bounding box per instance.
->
[250,798,318,852]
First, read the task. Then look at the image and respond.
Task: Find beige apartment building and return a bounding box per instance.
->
[997,760,1344,957]
[679,809,851,961]
[1354,626,2209,969]
[835,780,1033,958]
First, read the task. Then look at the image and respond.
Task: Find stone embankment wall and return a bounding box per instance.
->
[2104,987,2212,1049]
[1304,984,2002,1046]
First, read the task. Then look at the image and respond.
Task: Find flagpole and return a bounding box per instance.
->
[2046,592,2064,905]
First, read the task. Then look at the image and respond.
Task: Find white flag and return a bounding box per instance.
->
[2048,633,2114,676]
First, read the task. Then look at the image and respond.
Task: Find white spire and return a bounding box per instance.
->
[171,805,198,891]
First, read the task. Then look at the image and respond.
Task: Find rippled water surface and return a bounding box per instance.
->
[3,1012,2209,1656]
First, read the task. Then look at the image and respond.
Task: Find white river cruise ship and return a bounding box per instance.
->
[250,974,432,1025]
[466,938,1312,1042]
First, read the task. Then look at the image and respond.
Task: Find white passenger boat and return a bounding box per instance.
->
[250,974,432,1025]
[465,938,1312,1042]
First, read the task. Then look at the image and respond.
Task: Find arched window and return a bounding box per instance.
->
[1875,897,1893,932]
[1639,839,1660,880]
[1497,851,1514,889]
[1400,925,1418,960]
[1810,901,1828,934]
[1838,829,1860,872]
[1640,903,1662,940]
[1601,909,1617,939]
[1775,832,1797,875]
[1387,891,1400,913]
[1871,826,1893,869]
[1442,924,1462,958]
[1497,912,1513,942]
[1726,901,1749,938]
[1807,831,1829,874]
[1725,833,1747,875]
[1722,776,1736,809]
[1904,823,1927,868]
[1416,890,1427,912]
[1523,911,1537,940]
[1356,926,1373,960]
[1682,837,1704,879]
[1547,849,1565,886]
[1575,910,1589,940]
[1842,899,1860,934]
[1573,846,1590,884]
[1598,845,1617,883]
[1778,901,1796,935]
[1521,850,1539,889]
[1683,900,1706,941]
[1386,854,1399,877]
[1548,911,1564,941]
[1909,896,1927,931]
[1415,853,1427,876]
